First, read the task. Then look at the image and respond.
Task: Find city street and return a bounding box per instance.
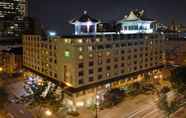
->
[77,94,165,118]
[2,77,33,118]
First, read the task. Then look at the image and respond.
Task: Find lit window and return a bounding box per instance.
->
[89,54,93,58]
[79,47,83,52]
[78,39,83,43]
[96,38,100,42]
[79,55,84,60]
[64,39,71,43]
[88,46,93,51]
[64,50,70,58]
[106,51,111,56]
[106,73,110,77]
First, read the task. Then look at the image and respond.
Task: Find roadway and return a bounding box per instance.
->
[78,94,165,118]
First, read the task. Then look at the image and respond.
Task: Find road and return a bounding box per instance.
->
[3,77,33,118]
[78,94,165,118]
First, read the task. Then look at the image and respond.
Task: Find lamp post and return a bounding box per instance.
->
[95,93,100,118]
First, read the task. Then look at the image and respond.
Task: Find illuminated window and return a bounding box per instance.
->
[89,54,93,58]
[88,46,93,51]
[106,51,111,56]
[64,50,70,58]
[106,73,110,77]
[96,38,100,42]
[79,55,83,60]
[78,39,83,43]
[78,47,83,52]
[64,39,71,43]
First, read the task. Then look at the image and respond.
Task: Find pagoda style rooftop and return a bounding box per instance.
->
[70,11,99,24]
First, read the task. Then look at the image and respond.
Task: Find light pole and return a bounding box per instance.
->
[95,94,99,118]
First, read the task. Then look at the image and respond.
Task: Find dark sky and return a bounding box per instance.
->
[30,0,186,34]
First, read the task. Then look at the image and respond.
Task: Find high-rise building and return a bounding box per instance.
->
[23,10,164,111]
[0,0,27,43]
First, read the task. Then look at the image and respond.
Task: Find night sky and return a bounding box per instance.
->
[30,0,186,34]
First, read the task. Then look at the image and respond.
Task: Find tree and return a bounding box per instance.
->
[169,66,186,94]
[0,86,8,115]
[158,93,172,117]
[21,78,64,118]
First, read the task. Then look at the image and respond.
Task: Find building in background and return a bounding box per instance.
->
[165,32,186,65]
[23,10,164,111]
[0,47,22,74]
[0,0,28,45]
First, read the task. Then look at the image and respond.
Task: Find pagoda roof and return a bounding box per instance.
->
[118,10,155,23]
[70,11,99,24]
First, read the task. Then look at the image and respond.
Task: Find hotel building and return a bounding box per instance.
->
[23,10,164,110]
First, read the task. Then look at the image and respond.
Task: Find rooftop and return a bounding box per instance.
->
[70,11,99,24]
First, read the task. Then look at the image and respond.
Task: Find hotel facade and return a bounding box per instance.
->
[23,10,165,110]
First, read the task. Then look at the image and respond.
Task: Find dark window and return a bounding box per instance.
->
[89,69,94,74]
[128,42,132,46]
[106,66,111,70]
[78,71,84,76]
[97,45,104,49]
[114,58,118,62]
[78,63,84,68]
[134,61,137,64]
[115,43,120,48]
[114,64,118,69]
[106,59,111,63]
[121,50,125,54]
[121,43,126,47]
[121,63,124,67]
[89,77,94,82]
[89,61,94,66]
[98,75,103,80]
[54,59,57,64]
[54,73,57,78]
[128,55,131,59]
[79,79,84,84]
[106,44,112,48]
[98,67,102,72]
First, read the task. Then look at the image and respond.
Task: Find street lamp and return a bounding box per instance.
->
[45,109,52,116]
[95,94,100,118]
[0,67,3,72]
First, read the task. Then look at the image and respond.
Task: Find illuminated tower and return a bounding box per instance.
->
[118,10,157,34]
[70,11,100,35]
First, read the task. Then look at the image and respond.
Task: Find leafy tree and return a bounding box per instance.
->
[158,93,172,117]
[169,66,186,94]
[0,86,8,114]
